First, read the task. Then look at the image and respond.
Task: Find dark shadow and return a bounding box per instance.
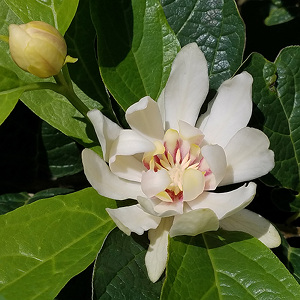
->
[173,228,253,250]
[92,0,133,68]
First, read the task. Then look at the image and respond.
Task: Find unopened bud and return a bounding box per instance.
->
[8,21,72,78]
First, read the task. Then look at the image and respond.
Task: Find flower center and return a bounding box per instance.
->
[143,129,206,202]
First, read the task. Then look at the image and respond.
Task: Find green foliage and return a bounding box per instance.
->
[265,0,298,26]
[41,121,83,178]
[0,0,102,148]
[161,0,245,90]
[0,188,116,300]
[4,0,79,34]
[161,231,300,299]
[242,47,300,193]
[93,228,163,300]
[91,0,180,110]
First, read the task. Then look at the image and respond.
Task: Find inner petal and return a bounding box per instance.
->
[183,168,205,201]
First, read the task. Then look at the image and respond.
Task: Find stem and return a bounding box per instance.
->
[53,67,90,118]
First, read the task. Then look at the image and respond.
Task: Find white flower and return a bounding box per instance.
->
[82,43,281,282]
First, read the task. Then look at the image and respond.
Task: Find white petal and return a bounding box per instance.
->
[109,129,155,182]
[169,208,219,237]
[220,127,275,186]
[220,209,281,248]
[82,149,143,200]
[178,120,204,145]
[87,109,122,162]
[199,72,253,147]
[137,196,183,217]
[141,169,171,198]
[201,144,227,190]
[126,96,164,142]
[188,182,257,219]
[106,205,161,235]
[164,43,209,130]
[145,217,173,282]
[183,169,205,201]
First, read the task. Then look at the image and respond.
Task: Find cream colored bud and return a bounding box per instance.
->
[8,21,67,78]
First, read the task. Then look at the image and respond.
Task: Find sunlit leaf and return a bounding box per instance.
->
[0,188,116,300]
[91,0,180,110]
[161,230,300,299]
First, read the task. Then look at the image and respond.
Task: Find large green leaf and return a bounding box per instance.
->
[93,228,163,300]
[242,47,300,192]
[4,0,79,34]
[91,0,180,111]
[161,0,245,90]
[161,230,300,299]
[0,188,116,300]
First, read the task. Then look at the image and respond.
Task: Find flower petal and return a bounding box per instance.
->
[163,43,209,130]
[145,217,173,282]
[82,149,143,200]
[169,208,219,237]
[106,205,161,235]
[183,169,205,201]
[220,127,275,186]
[109,129,155,182]
[187,182,257,219]
[199,72,253,147]
[137,196,183,217]
[126,96,165,142]
[141,169,171,198]
[201,144,227,190]
[87,109,122,162]
[220,209,281,248]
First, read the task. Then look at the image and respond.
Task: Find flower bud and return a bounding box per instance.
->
[8,21,68,78]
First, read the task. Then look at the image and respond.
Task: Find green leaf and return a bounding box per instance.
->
[0,188,73,215]
[0,66,26,125]
[161,230,300,299]
[93,228,163,299]
[4,0,79,34]
[41,121,83,178]
[161,0,245,90]
[265,0,298,26]
[65,0,115,121]
[91,0,180,110]
[274,235,300,284]
[0,188,116,300]
[0,192,30,215]
[242,47,300,192]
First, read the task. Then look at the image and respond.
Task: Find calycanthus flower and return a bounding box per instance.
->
[82,43,281,282]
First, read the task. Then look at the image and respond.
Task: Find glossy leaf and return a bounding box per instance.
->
[91,0,180,110]
[0,188,116,300]
[4,0,79,34]
[161,230,300,299]
[161,0,245,90]
[0,188,73,215]
[93,228,163,300]
[41,121,83,178]
[0,192,30,215]
[242,47,300,192]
